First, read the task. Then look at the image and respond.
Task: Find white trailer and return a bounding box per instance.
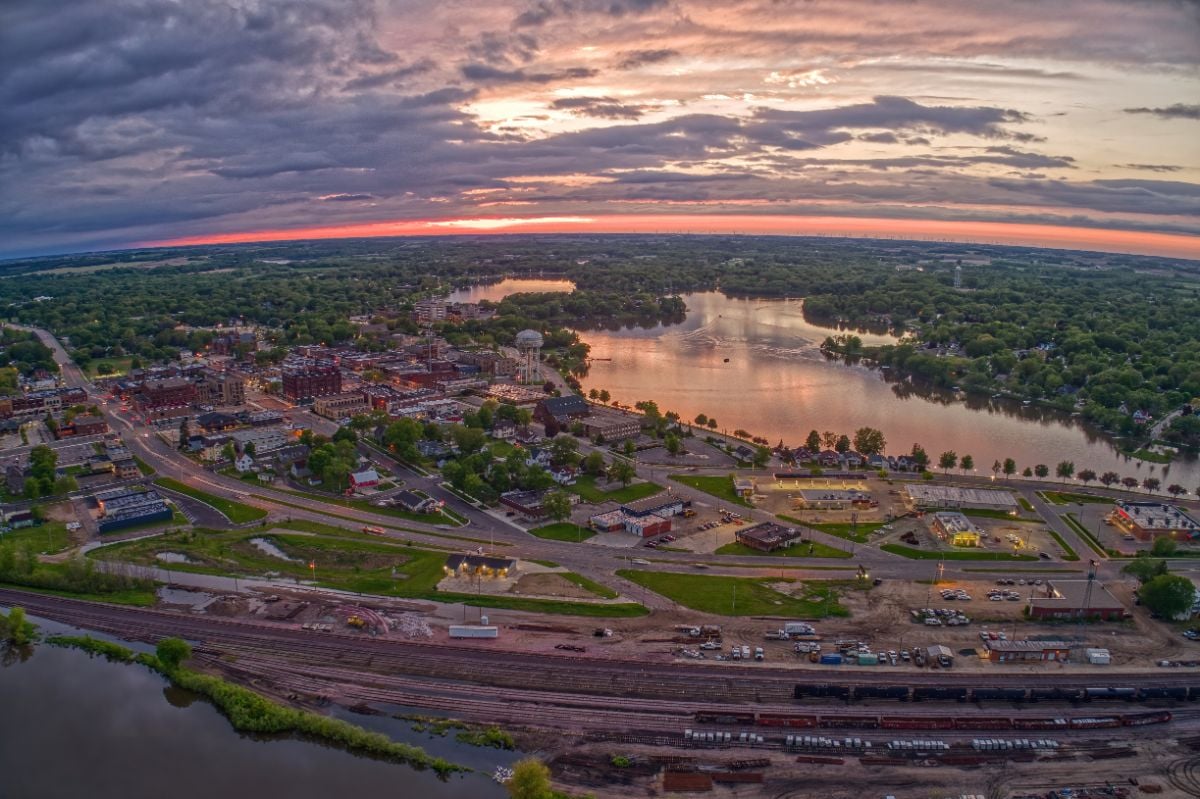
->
[449,625,499,639]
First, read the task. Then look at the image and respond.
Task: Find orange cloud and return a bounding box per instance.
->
[146,214,1200,259]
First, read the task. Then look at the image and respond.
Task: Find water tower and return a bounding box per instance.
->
[954,264,963,289]
[515,329,544,384]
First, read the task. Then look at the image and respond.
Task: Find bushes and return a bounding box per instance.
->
[0,550,154,598]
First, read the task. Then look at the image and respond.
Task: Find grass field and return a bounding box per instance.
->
[715,540,851,559]
[560,572,619,599]
[527,523,596,542]
[154,478,267,524]
[778,517,884,544]
[879,544,1038,561]
[1122,448,1171,464]
[616,570,849,617]
[1039,491,1113,505]
[567,475,662,504]
[963,508,1027,520]
[0,521,72,554]
[1045,527,1081,561]
[669,474,749,507]
[1018,497,1035,513]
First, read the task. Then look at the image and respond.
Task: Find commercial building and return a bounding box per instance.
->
[443,554,516,579]
[229,426,292,455]
[589,510,630,533]
[793,488,876,510]
[313,392,371,420]
[620,493,684,519]
[134,377,197,420]
[735,522,806,552]
[1109,501,1200,542]
[983,640,1071,663]
[499,489,579,520]
[903,484,1019,512]
[929,512,982,547]
[626,514,672,538]
[94,488,172,534]
[483,384,546,406]
[281,358,342,402]
[413,298,448,323]
[199,371,246,407]
[535,395,590,427]
[1027,579,1126,621]
[581,411,641,441]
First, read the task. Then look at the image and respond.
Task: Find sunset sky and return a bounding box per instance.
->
[1,0,1198,259]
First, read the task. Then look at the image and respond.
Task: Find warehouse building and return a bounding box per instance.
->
[1109,501,1200,542]
[983,640,1071,663]
[1027,579,1126,621]
[620,493,684,519]
[903,484,1019,512]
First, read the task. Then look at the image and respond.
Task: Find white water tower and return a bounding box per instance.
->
[515,329,544,384]
[954,264,963,289]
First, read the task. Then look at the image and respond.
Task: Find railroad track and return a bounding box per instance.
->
[1168,756,1200,797]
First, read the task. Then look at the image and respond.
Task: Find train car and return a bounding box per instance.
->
[912,687,968,702]
[695,711,756,725]
[1083,687,1137,702]
[1187,687,1200,701]
[1029,688,1083,703]
[1137,687,1187,701]
[880,716,956,730]
[1069,716,1122,729]
[1122,710,1172,726]
[817,715,880,729]
[970,688,1027,703]
[954,717,1014,730]
[1012,717,1070,731]
[854,686,910,701]
[794,684,851,700]
[757,714,818,728]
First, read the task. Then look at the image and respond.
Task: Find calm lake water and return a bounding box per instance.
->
[448,279,1198,487]
[0,624,509,799]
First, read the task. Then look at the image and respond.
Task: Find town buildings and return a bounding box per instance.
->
[281,358,342,402]
[1109,500,1200,542]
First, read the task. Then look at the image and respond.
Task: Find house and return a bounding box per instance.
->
[867,454,887,470]
[818,450,841,467]
[267,444,310,467]
[535,394,590,427]
[733,444,755,461]
[395,490,437,513]
[843,451,864,468]
[349,468,380,491]
[416,440,453,461]
[234,453,255,473]
[1,510,37,530]
[112,458,140,480]
[499,489,578,520]
[197,411,240,433]
[1027,579,1126,621]
[733,477,756,498]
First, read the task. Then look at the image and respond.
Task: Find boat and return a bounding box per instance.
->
[723,357,730,363]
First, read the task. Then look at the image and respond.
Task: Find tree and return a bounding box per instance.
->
[609,459,636,487]
[805,430,821,451]
[156,637,192,670]
[991,459,1002,479]
[53,475,78,495]
[1055,461,1074,480]
[834,435,851,454]
[821,431,839,449]
[1123,555,1168,584]
[1022,467,1033,478]
[583,451,606,476]
[664,433,682,456]
[332,425,357,444]
[1168,484,1187,499]
[1,606,32,646]
[938,451,957,474]
[548,435,580,468]
[1003,458,1016,480]
[693,413,708,427]
[622,438,636,456]
[506,758,552,799]
[910,444,929,471]
[1152,537,1178,557]
[588,388,598,400]
[28,445,56,483]
[243,442,256,459]
[541,490,573,526]
[1139,574,1196,620]
[1034,464,1049,480]
[597,389,610,404]
[1077,469,1097,486]
[1143,477,1161,494]
[221,441,236,463]
[753,446,771,468]
[1122,476,1140,490]
[706,418,717,430]
[852,427,886,456]
[1100,471,1120,488]
[178,417,190,449]
[960,454,974,473]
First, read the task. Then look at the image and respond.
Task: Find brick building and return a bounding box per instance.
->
[281,359,341,402]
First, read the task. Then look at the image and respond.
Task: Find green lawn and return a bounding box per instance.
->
[0,520,72,554]
[1039,491,1113,505]
[616,570,849,617]
[0,580,157,606]
[880,544,1038,561]
[778,516,884,544]
[488,440,516,459]
[669,474,749,507]
[247,494,499,546]
[715,540,851,559]
[560,572,619,599]
[963,507,1027,520]
[264,482,464,527]
[1122,448,1171,464]
[1018,497,1035,513]
[567,474,663,504]
[85,356,134,377]
[154,478,267,524]
[132,455,155,476]
[528,523,595,542]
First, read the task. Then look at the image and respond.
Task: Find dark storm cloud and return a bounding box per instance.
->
[550,96,652,118]
[344,59,436,90]
[461,64,599,84]
[1118,163,1182,173]
[1123,103,1200,120]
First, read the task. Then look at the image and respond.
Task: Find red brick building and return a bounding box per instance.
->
[281,359,342,402]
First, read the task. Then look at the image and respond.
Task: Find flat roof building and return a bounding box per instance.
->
[794,488,876,510]
[1110,501,1200,542]
[903,484,1018,512]
[621,493,684,518]
[1028,579,1126,621]
[735,522,806,552]
[984,639,1071,663]
[443,553,516,578]
[929,511,982,547]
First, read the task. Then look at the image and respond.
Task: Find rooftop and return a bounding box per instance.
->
[621,493,682,515]
[1113,501,1200,532]
[984,639,1070,653]
[1030,579,1124,611]
[904,484,1018,508]
[736,522,805,548]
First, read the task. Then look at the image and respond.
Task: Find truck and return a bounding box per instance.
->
[765,630,790,641]
[819,653,843,665]
[754,647,765,661]
[784,622,816,636]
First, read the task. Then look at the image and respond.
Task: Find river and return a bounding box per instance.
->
[448,280,1198,489]
[0,620,510,799]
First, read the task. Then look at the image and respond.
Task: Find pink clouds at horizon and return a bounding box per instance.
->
[146,213,1200,260]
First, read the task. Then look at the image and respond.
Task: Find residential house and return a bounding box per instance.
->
[349,468,380,491]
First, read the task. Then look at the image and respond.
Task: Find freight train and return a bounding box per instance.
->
[792,683,1200,703]
[693,710,1172,730]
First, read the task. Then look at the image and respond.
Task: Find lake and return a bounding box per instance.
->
[447,277,576,304]
[0,622,510,799]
